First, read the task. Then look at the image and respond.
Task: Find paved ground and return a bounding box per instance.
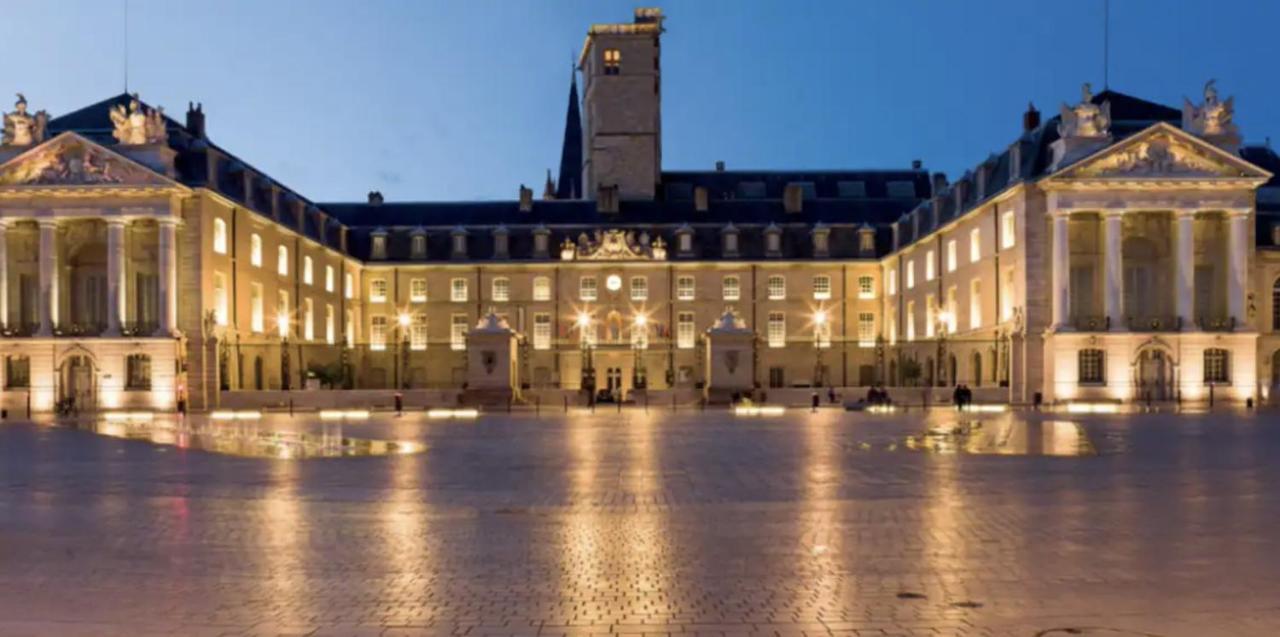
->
[1,407,1278,636]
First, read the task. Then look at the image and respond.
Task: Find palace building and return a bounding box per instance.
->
[1,7,1279,413]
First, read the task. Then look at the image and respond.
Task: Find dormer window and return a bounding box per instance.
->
[811,224,830,257]
[675,225,694,255]
[858,227,875,254]
[493,226,509,259]
[370,231,387,260]
[765,225,782,256]
[451,227,468,259]
[722,224,739,256]
[533,226,550,258]
[410,232,427,259]
[603,48,621,75]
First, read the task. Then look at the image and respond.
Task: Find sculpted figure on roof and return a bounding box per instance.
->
[2,93,48,146]
[109,94,168,145]
[1183,79,1236,137]
[1058,83,1111,139]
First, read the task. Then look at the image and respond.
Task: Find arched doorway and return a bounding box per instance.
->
[971,351,983,387]
[947,354,958,387]
[1134,346,1174,401]
[59,354,97,411]
[253,356,264,390]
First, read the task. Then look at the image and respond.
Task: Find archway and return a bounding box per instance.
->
[1133,343,1174,402]
[971,351,983,387]
[947,354,958,387]
[58,354,97,411]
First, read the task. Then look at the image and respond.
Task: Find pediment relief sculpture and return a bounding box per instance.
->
[0,136,163,187]
[2,94,48,147]
[1069,132,1246,179]
[561,228,667,261]
[109,94,168,146]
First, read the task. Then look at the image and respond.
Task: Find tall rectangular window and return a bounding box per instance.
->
[249,233,262,267]
[969,228,981,262]
[303,298,314,341]
[1002,267,1015,321]
[1001,210,1016,249]
[345,309,355,347]
[325,265,335,293]
[410,313,427,350]
[370,315,388,351]
[906,301,916,342]
[945,286,957,333]
[888,269,897,295]
[946,239,957,272]
[492,277,510,302]
[277,245,289,276]
[767,275,786,300]
[925,294,936,338]
[603,48,621,74]
[212,218,227,254]
[813,275,831,300]
[370,278,388,303]
[451,314,468,351]
[907,261,916,289]
[533,276,551,301]
[677,276,695,301]
[213,272,228,326]
[410,278,427,303]
[345,272,354,299]
[926,250,936,281]
[858,312,875,348]
[451,277,467,302]
[250,283,264,333]
[277,290,289,337]
[533,313,551,350]
[303,256,313,285]
[325,304,335,344]
[767,312,786,348]
[858,275,874,299]
[969,279,982,330]
[630,276,647,301]
[722,275,740,301]
[677,311,695,349]
[1204,348,1230,383]
[1078,349,1105,384]
[579,276,598,301]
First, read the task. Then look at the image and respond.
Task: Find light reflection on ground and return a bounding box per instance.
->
[905,417,1097,456]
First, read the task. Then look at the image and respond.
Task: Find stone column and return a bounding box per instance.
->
[1227,210,1249,326]
[0,220,9,330]
[1174,211,1195,329]
[1051,212,1070,329]
[1102,211,1124,330]
[37,219,58,336]
[158,218,178,336]
[106,219,126,335]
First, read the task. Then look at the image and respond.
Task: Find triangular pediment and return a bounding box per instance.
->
[0,132,179,189]
[1047,122,1271,184]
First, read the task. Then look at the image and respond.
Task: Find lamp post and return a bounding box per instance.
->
[813,309,828,387]
[278,314,290,391]
[398,312,411,390]
[632,314,647,393]
[577,311,594,403]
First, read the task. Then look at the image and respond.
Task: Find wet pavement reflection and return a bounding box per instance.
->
[1,408,1278,636]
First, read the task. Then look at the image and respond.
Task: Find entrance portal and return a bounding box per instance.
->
[605,367,623,400]
[59,354,97,411]
[1136,348,1174,402]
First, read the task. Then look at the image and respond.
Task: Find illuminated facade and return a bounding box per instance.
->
[1,8,1279,412]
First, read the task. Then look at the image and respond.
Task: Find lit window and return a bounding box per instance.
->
[1001,267,1015,321]
[767,275,786,300]
[303,256,313,285]
[249,233,262,267]
[371,234,387,260]
[630,276,647,301]
[678,233,692,253]
[1001,210,1016,249]
[410,313,427,350]
[603,48,621,75]
[677,276,695,301]
[370,278,388,303]
[970,228,981,262]
[925,294,936,338]
[925,250,936,281]
[277,290,289,337]
[325,304,335,344]
[533,276,551,301]
[410,278,427,303]
[907,260,916,289]
[370,315,388,351]
[345,272,354,299]
[888,311,897,345]
[303,298,314,341]
[1079,349,1105,384]
[125,354,151,390]
[970,279,982,330]
[813,275,831,300]
[533,313,551,350]
[492,277,510,302]
[250,283,264,333]
[212,218,227,254]
[767,312,785,348]
[345,309,355,347]
[858,275,874,299]
[325,265,335,293]
[888,269,897,295]
[277,245,289,276]
[1204,348,1230,383]
[677,311,695,349]
[451,314,468,351]
[451,277,468,302]
[906,301,916,342]
[411,234,427,259]
[858,312,875,348]
[722,275,740,301]
[946,239,957,273]
[580,276,598,301]
[945,286,957,334]
[213,272,228,326]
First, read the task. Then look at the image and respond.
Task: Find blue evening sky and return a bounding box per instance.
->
[2,1,1277,202]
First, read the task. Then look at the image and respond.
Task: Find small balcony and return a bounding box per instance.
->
[1126,315,1182,332]
[121,321,160,337]
[1195,316,1235,332]
[0,322,39,337]
[1070,315,1111,331]
[54,322,107,337]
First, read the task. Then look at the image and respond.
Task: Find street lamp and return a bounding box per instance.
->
[813,309,828,387]
[277,314,290,391]
[632,313,648,391]
[577,311,595,401]
[398,312,411,389]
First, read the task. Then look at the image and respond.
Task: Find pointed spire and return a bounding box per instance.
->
[542,169,556,200]
[555,67,583,200]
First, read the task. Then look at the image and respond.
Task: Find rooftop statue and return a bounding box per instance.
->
[2,94,48,146]
[109,94,168,145]
[1183,79,1236,137]
[1058,83,1111,139]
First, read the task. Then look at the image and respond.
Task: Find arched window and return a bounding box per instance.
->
[1204,348,1230,384]
[126,354,151,390]
[1272,277,1280,331]
[1078,349,1105,384]
[249,233,262,267]
[212,218,228,254]
[277,245,289,276]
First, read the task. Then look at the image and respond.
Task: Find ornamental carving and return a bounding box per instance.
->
[1058,83,1111,139]
[0,138,155,186]
[1183,80,1236,138]
[109,94,168,146]
[562,229,666,261]
[1071,132,1242,179]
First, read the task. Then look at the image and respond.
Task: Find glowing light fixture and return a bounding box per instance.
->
[606,274,622,291]
[575,311,592,328]
[963,404,1008,413]
[813,310,828,326]
[276,314,289,337]
[428,408,479,419]
[734,405,786,416]
[103,411,155,422]
[211,409,263,421]
[867,404,898,414]
[1065,402,1120,414]
[319,409,373,421]
[633,314,647,327]
[398,313,411,328]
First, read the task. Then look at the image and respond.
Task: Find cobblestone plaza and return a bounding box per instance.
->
[1,409,1278,636]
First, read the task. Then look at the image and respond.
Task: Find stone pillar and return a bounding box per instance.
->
[1227,210,1249,326]
[106,219,126,335]
[158,218,178,336]
[1174,211,1195,329]
[1102,211,1124,330]
[0,220,9,330]
[703,310,755,404]
[1050,212,1070,329]
[37,219,57,336]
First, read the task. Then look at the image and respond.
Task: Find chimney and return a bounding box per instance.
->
[911,159,922,170]
[783,183,803,214]
[975,164,989,199]
[367,191,384,205]
[714,160,725,172]
[597,185,619,213]
[518,184,533,211]
[1023,102,1041,132]
[694,186,709,212]
[186,102,206,138]
[930,172,948,197]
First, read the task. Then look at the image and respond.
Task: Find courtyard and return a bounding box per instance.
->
[0,407,1277,637]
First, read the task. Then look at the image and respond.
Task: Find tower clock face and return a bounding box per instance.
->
[606,274,622,292]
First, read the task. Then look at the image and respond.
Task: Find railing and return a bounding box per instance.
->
[121,321,159,337]
[1070,315,1110,331]
[0,323,39,337]
[1126,315,1181,332]
[1195,316,1235,332]
[54,322,107,337]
